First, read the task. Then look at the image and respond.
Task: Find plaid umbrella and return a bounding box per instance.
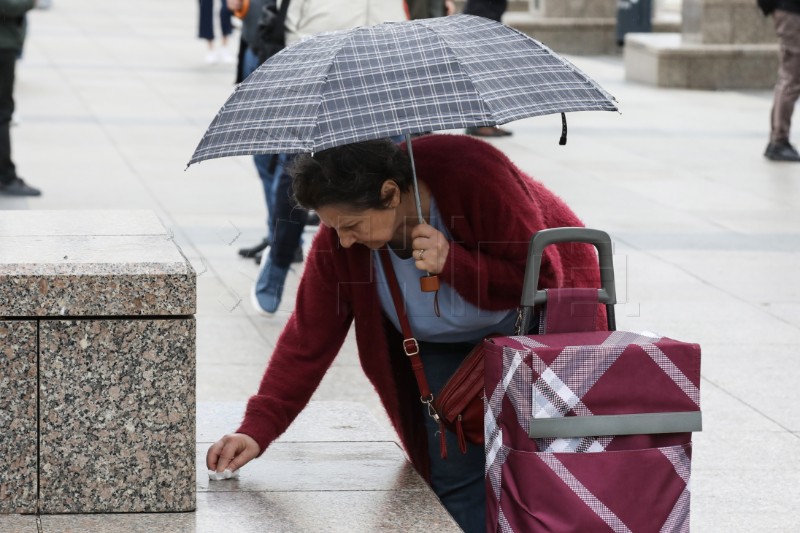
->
[188,14,617,165]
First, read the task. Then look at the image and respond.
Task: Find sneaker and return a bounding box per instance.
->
[0,177,42,196]
[238,237,270,258]
[251,254,290,315]
[205,50,217,64]
[764,140,800,162]
[220,48,235,64]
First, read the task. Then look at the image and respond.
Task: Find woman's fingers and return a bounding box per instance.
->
[207,434,261,473]
[411,224,449,274]
[206,439,225,471]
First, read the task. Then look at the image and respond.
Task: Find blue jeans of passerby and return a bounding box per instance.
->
[253,153,277,242]
[418,340,486,533]
[243,47,278,242]
[243,47,261,79]
[267,153,308,268]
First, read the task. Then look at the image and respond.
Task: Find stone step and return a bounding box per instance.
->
[624,33,778,89]
[453,0,530,14]
[503,11,681,56]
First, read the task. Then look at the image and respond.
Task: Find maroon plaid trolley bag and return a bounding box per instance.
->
[484,228,702,533]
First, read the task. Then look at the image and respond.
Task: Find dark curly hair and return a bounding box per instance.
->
[290,139,413,211]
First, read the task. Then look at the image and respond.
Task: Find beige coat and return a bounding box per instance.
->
[281,0,407,45]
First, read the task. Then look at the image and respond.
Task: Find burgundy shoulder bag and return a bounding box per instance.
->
[378,248,486,459]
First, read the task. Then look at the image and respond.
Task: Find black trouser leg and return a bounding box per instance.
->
[0,49,17,185]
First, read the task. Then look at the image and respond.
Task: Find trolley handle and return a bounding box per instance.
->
[517,227,617,334]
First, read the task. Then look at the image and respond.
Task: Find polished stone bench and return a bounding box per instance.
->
[0,210,196,514]
[1,401,461,532]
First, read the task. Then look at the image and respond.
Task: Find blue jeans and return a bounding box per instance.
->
[419,340,486,533]
[267,153,308,268]
[253,153,277,242]
[243,48,278,243]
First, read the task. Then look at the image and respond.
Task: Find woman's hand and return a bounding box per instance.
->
[411,224,449,274]
[206,433,261,474]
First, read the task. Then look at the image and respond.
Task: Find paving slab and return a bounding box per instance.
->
[197,401,396,444]
[39,491,461,533]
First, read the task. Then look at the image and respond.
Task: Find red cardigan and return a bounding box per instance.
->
[236,134,601,479]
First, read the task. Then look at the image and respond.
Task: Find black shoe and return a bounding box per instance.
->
[238,237,270,258]
[306,211,320,226]
[253,246,303,265]
[764,141,800,162]
[0,177,41,196]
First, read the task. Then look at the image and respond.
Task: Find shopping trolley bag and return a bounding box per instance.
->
[484,228,702,533]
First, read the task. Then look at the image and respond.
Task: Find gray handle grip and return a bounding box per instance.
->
[521,227,617,308]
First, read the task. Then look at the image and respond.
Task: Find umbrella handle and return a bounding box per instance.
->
[420,274,440,292]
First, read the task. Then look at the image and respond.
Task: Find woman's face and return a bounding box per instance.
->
[315,180,403,250]
[316,205,397,249]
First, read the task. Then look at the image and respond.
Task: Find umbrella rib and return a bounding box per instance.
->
[309,38,352,153]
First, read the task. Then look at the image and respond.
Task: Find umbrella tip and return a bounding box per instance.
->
[559,113,567,146]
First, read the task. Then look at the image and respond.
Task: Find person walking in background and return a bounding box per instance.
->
[247,0,407,316]
[229,0,287,269]
[462,0,513,138]
[198,0,235,64]
[0,0,41,197]
[764,0,800,162]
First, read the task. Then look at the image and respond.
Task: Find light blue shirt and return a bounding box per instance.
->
[373,198,518,344]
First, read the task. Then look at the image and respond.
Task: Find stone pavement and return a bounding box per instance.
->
[2,0,799,531]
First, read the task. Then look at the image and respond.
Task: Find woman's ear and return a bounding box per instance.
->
[381,180,401,209]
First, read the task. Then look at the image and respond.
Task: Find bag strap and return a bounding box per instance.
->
[378,248,437,409]
[278,0,291,20]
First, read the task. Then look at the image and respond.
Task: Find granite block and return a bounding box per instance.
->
[624,33,779,89]
[504,13,620,55]
[38,319,196,513]
[0,321,37,514]
[0,236,195,317]
[40,491,462,533]
[198,442,428,493]
[530,0,616,18]
[682,0,776,44]
[0,210,195,317]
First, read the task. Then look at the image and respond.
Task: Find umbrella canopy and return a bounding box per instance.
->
[189,14,617,165]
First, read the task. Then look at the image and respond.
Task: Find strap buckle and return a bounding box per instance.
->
[420,394,440,422]
[403,337,419,356]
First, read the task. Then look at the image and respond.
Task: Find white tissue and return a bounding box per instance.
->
[208,469,240,481]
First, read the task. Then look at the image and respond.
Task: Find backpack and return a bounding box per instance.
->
[255,0,291,64]
[757,0,777,16]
